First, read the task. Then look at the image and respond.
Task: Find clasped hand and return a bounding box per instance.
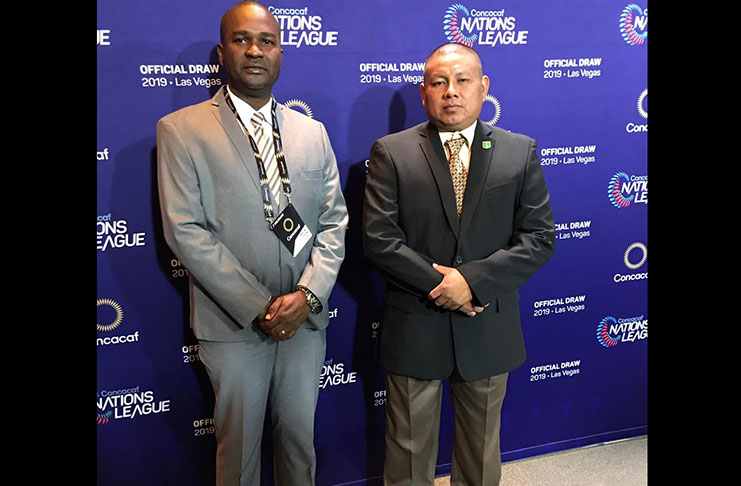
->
[257,291,310,340]
[428,263,485,317]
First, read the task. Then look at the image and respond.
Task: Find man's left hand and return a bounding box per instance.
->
[258,290,310,340]
[428,263,474,310]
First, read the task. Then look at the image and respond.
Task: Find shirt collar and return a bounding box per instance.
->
[226,85,273,131]
[438,120,478,148]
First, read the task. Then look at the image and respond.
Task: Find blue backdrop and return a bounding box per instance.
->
[97,1,647,485]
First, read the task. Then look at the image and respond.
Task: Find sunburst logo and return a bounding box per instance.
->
[97,298,123,332]
[443,4,477,47]
[637,89,647,119]
[283,99,313,119]
[624,242,647,270]
[482,94,501,125]
[620,4,647,46]
[597,316,620,347]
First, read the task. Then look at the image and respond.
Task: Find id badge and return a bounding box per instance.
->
[270,203,312,257]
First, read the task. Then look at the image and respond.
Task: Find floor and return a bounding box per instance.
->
[433,436,647,486]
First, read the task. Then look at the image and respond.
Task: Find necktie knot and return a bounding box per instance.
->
[251,112,266,133]
[445,137,466,160]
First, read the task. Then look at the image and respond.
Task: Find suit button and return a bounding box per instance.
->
[454,255,463,265]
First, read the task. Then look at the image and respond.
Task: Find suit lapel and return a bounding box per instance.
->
[460,121,495,237]
[210,88,262,193]
[420,122,461,238]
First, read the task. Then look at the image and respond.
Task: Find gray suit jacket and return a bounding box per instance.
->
[157,88,348,342]
[363,121,555,381]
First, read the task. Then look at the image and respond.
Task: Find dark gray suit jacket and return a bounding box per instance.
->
[362,120,555,381]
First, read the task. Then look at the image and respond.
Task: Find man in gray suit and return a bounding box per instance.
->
[156,2,347,485]
[363,43,555,485]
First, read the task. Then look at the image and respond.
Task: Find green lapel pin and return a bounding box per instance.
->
[482,140,491,149]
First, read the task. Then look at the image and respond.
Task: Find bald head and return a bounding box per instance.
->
[424,42,484,79]
[220,1,278,42]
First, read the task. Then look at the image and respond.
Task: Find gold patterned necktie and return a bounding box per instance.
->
[251,112,281,206]
[444,136,468,216]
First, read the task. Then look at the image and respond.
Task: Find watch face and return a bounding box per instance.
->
[309,296,320,313]
[298,286,321,313]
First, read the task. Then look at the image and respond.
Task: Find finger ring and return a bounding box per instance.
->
[281,330,286,336]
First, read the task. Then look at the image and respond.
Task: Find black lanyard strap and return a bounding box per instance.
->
[222,86,292,221]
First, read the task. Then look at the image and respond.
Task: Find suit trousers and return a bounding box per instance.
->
[198,327,326,486]
[384,370,509,486]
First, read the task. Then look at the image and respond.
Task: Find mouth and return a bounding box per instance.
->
[243,65,267,74]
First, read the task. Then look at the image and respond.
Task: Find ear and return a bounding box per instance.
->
[481,75,490,97]
[217,43,224,65]
[419,82,427,108]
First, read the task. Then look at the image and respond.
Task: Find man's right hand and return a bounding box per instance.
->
[457,301,486,317]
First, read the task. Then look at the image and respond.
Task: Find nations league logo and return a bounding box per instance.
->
[620,4,647,46]
[444,4,477,47]
[97,410,113,425]
[608,172,647,208]
[97,213,146,252]
[443,3,528,48]
[319,358,357,389]
[97,387,171,425]
[597,317,620,347]
[283,99,314,119]
[597,315,647,348]
[268,6,339,47]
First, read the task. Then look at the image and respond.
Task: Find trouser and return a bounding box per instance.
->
[198,328,326,486]
[384,369,509,486]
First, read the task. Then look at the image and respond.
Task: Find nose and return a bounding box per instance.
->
[444,82,458,98]
[246,41,264,57]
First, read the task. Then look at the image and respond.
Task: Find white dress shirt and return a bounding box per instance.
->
[437,120,477,171]
[226,85,274,139]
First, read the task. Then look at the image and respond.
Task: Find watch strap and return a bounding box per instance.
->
[296,285,322,314]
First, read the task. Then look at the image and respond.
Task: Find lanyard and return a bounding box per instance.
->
[222,86,292,222]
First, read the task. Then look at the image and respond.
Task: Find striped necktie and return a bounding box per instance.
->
[444,136,468,216]
[251,111,281,206]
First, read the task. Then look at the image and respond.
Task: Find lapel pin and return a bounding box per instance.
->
[482,140,491,149]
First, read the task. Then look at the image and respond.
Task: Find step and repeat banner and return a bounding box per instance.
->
[97,1,647,485]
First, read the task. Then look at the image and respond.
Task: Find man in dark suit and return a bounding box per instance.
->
[362,42,555,485]
[157,2,347,485]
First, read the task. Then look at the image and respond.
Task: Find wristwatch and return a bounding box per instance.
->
[296,285,323,314]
